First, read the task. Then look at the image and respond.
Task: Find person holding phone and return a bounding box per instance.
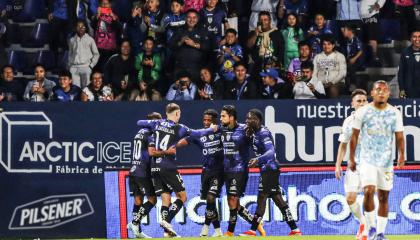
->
[292,61,326,99]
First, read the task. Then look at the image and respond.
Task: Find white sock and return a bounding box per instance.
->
[377,216,388,234]
[365,211,376,231]
[349,202,366,225]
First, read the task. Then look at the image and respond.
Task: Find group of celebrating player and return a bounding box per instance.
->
[126,80,405,240]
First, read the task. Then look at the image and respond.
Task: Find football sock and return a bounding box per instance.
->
[365,210,376,231]
[227,208,238,233]
[251,214,262,231]
[377,216,388,234]
[161,206,170,222]
[168,199,184,223]
[349,202,366,225]
[238,205,253,224]
[132,204,141,225]
[280,205,298,231]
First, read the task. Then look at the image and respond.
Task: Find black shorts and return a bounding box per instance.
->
[200,171,224,200]
[362,14,380,41]
[129,176,156,197]
[258,170,282,195]
[224,171,248,197]
[151,168,185,195]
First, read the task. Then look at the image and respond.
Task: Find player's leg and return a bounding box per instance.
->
[127,176,148,238]
[375,168,393,240]
[200,174,222,237]
[225,174,240,236]
[344,168,366,238]
[360,163,379,239]
[135,178,158,224]
[239,192,269,236]
[166,170,187,223]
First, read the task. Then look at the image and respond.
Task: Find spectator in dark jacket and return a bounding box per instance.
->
[170,9,210,83]
[224,62,258,99]
[0,65,24,101]
[52,70,82,101]
[260,68,293,99]
[197,67,223,100]
[398,29,420,98]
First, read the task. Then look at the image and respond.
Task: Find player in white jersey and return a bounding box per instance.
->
[349,81,405,240]
[335,89,368,240]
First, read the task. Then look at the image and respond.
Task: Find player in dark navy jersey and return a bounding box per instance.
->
[240,109,301,236]
[177,109,224,237]
[219,105,265,236]
[136,103,216,237]
[127,112,162,239]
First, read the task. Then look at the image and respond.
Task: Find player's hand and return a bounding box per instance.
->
[397,156,405,169]
[348,159,356,172]
[165,146,176,156]
[248,158,258,168]
[335,165,342,180]
[210,123,218,132]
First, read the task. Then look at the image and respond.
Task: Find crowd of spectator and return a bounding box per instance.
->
[0,0,420,102]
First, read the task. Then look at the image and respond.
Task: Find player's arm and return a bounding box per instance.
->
[335,142,347,180]
[396,131,405,169]
[176,138,189,148]
[136,119,157,128]
[349,128,359,172]
[181,124,218,138]
[249,133,275,167]
[148,146,176,157]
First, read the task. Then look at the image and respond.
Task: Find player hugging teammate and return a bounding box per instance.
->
[128,103,301,238]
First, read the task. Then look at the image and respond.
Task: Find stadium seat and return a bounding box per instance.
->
[55,50,69,71]
[34,50,55,71]
[5,24,21,44]
[121,22,129,39]
[7,50,26,72]
[379,19,401,44]
[112,0,132,22]
[12,0,47,23]
[325,20,340,40]
[22,23,51,48]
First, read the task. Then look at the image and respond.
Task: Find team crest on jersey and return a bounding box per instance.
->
[130,166,136,172]
[209,134,214,141]
[416,55,420,62]
[221,135,224,141]
[231,179,236,185]
[226,134,231,141]
[208,17,213,24]
[200,136,207,142]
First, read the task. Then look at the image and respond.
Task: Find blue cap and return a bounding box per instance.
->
[259,68,279,79]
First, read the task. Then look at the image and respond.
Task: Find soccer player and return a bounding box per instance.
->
[177,109,224,237]
[219,105,265,236]
[240,109,301,236]
[127,112,162,238]
[349,81,405,240]
[335,89,368,240]
[136,103,216,237]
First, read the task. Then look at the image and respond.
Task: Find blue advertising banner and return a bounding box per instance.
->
[1,100,420,238]
[105,169,420,238]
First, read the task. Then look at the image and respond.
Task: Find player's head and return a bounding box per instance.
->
[246,108,263,132]
[203,109,218,128]
[166,103,181,123]
[350,89,368,110]
[147,112,162,120]
[371,80,390,105]
[220,105,237,127]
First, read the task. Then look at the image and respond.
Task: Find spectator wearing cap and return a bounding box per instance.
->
[68,20,100,89]
[217,28,243,81]
[51,70,82,101]
[166,71,197,100]
[313,35,346,98]
[224,62,258,99]
[260,68,293,99]
[0,65,24,101]
[170,9,210,83]
[293,61,326,99]
[23,64,56,102]
[398,29,420,98]
[342,25,364,90]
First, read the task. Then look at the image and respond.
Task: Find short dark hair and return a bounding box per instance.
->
[258,11,271,19]
[300,61,314,71]
[234,62,247,69]
[58,70,72,79]
[186,8,199,16]
[373,80,389,88]
[171,0,184,5]
[225,28,237,35]
[1,64,14,73]
[147,112,162,120]
[176,70,191,81]
[343,24,355,32]
[321,34,335,45]
[298,40,310,49]
[248,108,263,122]
[351,89,367,100]
[222,105,237,120]
[120,38,131,46]
[90,70,102,80]
[144,36,155,44]
[204,109,218,122]
[166,103,180,114]
[34,63,45,71]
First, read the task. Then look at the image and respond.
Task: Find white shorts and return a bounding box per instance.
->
[344,168,362,193]
[360,163,394,191]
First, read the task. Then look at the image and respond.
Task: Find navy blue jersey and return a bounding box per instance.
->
[252,126,280,172]
[137,119,214,169]
[220,123,251,173]
[163,13,186,43]
[186,132,224,172]
[130,128,154,177]
[199,7,228,47]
